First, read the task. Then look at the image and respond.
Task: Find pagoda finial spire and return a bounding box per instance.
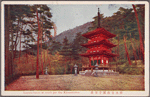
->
[98,8,101,28]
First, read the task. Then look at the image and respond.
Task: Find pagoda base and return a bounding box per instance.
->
[79,70,119,76]
[81,66,116,72]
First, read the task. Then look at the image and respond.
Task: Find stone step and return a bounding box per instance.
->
[92,71,119,76]
[79,70,119,76]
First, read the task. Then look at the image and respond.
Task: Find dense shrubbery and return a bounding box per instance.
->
[14,50,87,75]
[109,59,144,75]
[109,59,127,66]
[117,62,144,75]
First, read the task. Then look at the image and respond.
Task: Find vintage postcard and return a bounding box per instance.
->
[1,1,149,96]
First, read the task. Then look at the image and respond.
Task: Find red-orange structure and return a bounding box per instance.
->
[80,8,118,71]
[53,23,57,37]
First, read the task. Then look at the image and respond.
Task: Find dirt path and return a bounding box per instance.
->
[5,74,144,91]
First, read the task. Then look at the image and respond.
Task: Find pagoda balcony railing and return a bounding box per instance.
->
[81,64,117,72]
[99,64,109,66]
[82,64,109,68]
[88,37,106,43]
[88,39,100,43]
[87,49,111,53]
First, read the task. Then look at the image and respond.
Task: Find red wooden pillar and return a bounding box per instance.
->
[89,56,91,67]
[96,56,98,65]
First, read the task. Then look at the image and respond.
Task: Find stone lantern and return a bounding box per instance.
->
[74,64,78,76]
[94,63,99,77]
[45,66,48,75]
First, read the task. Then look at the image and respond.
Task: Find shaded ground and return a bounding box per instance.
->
[5,74,144,91]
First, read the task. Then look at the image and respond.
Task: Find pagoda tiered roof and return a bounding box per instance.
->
[80,8,118,70]
[82,28,116,38]
[81,39,117,48]
[80,50,118,58]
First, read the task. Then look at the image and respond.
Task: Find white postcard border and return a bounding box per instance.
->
[1,1,149,96]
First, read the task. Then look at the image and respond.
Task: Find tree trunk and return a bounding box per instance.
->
[10,13,14,75]
[118,34,119,58]
[123,36,132,65]
[19,27,22,63]
[19,20,24,63]
[5,5,10,77]
[47,50,51,74]
[44,33,46,68]
[36,9,40,79]
[13,20,20,59]
[115,48,118,72]
[40,20,44,75]
[132,4,144,63]
[40,52,43,74]
[130,35,137,65]
[44,49,45,66]
[32,52,34,70]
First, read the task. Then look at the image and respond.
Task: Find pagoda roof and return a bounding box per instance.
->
[81,39,117,48]
[80,50,118,58]
[82,28,116,38]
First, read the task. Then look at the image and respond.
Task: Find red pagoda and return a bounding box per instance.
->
[80,8,118,75]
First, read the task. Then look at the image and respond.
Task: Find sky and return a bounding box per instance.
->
[47,4,133,36]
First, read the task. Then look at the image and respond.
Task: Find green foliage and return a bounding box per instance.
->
[48,41,61,55]
[5,4,54,55]
[59,37,72,57]
[52,63,65,75]
[88,5,144,63]
[70,32,87,60]
[117,62,144,75]
[117,59,128,64]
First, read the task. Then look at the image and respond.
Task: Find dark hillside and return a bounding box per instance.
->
[53,22,92,44]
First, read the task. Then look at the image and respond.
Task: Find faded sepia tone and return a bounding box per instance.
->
[1,1,149,96]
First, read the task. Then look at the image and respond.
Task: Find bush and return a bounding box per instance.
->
[55,65,65,74]
[117,59,128,64]
[109,59,128,66]
[117,62,144,75]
